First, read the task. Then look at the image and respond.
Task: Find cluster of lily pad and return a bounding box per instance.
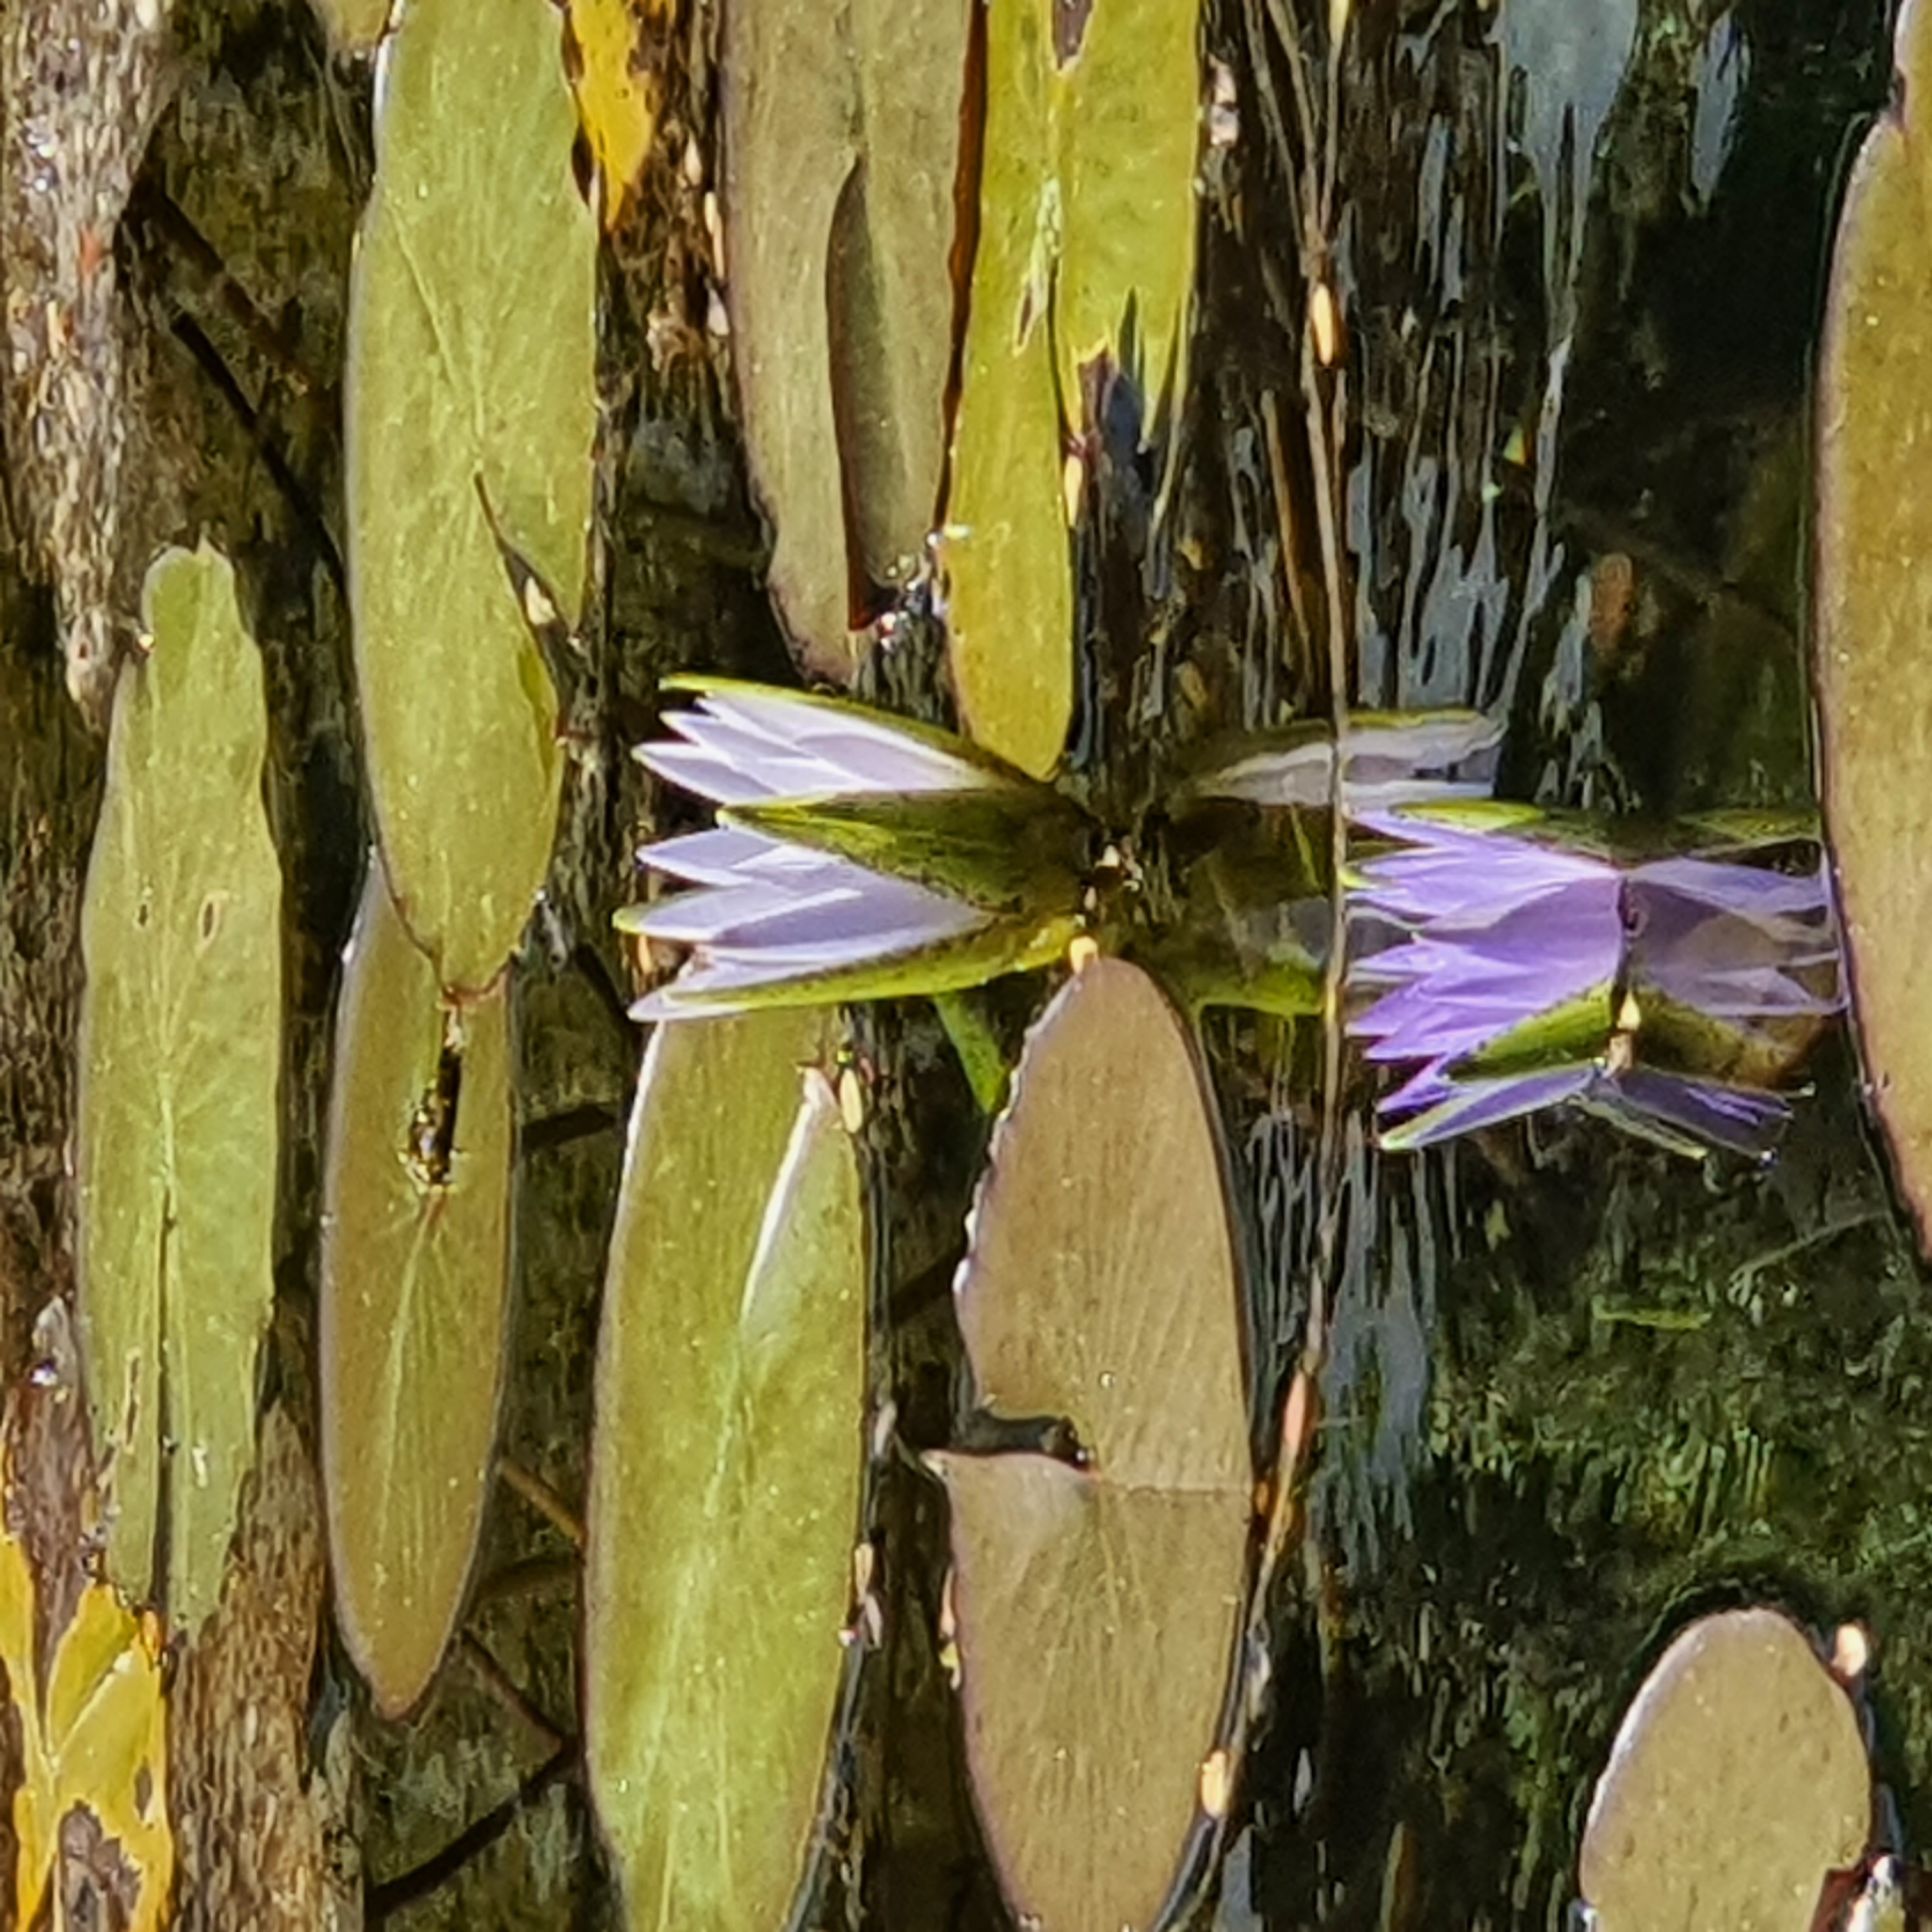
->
[622,681,1843,1159]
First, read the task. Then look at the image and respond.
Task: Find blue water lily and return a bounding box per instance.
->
[620,682,1089,1019]
[625,684,1506,1021]
[1346,808,1843,1158]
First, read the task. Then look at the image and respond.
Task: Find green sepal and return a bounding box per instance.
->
[1454,986,1617,1078]
[729,790,1092,916]
[644,913,1082,1016]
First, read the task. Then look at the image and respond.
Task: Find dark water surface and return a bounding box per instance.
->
[1191,2,1912,1926]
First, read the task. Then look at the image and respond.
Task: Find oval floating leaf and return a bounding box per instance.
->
[940,0,1202,776]
[932,958,1250,1932]
[346,0,595,992]
[1578,1607,1869,1930]
[721,0,970,681]
[1815,0,1932,1251]
[76,542,281,1631]
[320,867,512,1717]
[586,1009,866,1931]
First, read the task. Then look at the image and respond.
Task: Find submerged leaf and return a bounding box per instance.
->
[346,0,595,992]
[76,542,281,1630]
[1814,0,1932,1251]
[1578,1608,1868,1931]
[319,868,512,1717]
[722,0,970,680]
[565,0,669,229]
[1,1529,172,1932]
[933,959,1250,1932]
[586,1011,866,1931]
[941,0,1202,775]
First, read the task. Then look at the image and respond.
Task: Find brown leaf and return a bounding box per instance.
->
[935,960,1250,1932]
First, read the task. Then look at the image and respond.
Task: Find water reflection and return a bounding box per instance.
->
[626,684,1841,1160]
[1347,806,1841,1156]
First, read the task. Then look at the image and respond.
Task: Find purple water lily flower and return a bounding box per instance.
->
[1347,811,1843,1157]
[622,684,1078,1019]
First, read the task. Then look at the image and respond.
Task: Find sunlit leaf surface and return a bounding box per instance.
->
[932,958,1250,1932]
[566,0,668,230]
[1577,1608,1868,1931]
[586,1010,865,1932]
[1814,0,1932,1252]
[941,0,1200,776]
[346,0,595,992]
[1,1529,172,1932]
[75,542,280,1631]
[320,867,512,1718]
[721,0,970,680]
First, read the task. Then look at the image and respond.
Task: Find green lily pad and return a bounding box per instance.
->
[76,542,282,1631]
[1578,1607,1869,1931]
[1814,0,1932,1251]
[345,0,595,993]
[940,0,1201,777]
[319,867,512,1717]
[721,0,970,682]
[585,1010,866,1931]
[931,958,1250,1932]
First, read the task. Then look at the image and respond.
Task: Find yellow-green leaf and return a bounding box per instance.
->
[3,1530,172,1932]
[931,958,1250,1932]
[1814,0,1932,1253]
[566,0,668,230]
[346,0,595,992]
[75,542,281,1632]
[585,1010,866,1932]
[721,0,970,681]
[319,867,513,1717]
[940,0,1201,776]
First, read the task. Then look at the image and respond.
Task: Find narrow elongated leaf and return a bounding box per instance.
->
[722,0,970,680]
[933,958,1250,1932]
[1814,0,1932,1250]
[586,1011,866,1932]
[941,0,1201,776]
[76,542,281,1630]
[1578,1608,1868,1931]
[320,868,512,1717]
[346,0,595,992]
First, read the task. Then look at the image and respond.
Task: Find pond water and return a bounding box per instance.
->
[1,0,1912,1926]
[629,3,1928,1927]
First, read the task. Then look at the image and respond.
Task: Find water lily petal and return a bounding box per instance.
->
[637,685,1006,807]
[1379,1066,1597,1148]
[1588,1068,1790,1162]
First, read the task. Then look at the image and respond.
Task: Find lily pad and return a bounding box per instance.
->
[1814,0,1932,1250]
[585,1009,866,1932]
[1577,1607,1869,1931]
[940,0,1201,776]
[319,866,512,1718]
[721,0,970,682]
[75,542,281,1631]
[931,958,1250,1932]
[345,0,595,993]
